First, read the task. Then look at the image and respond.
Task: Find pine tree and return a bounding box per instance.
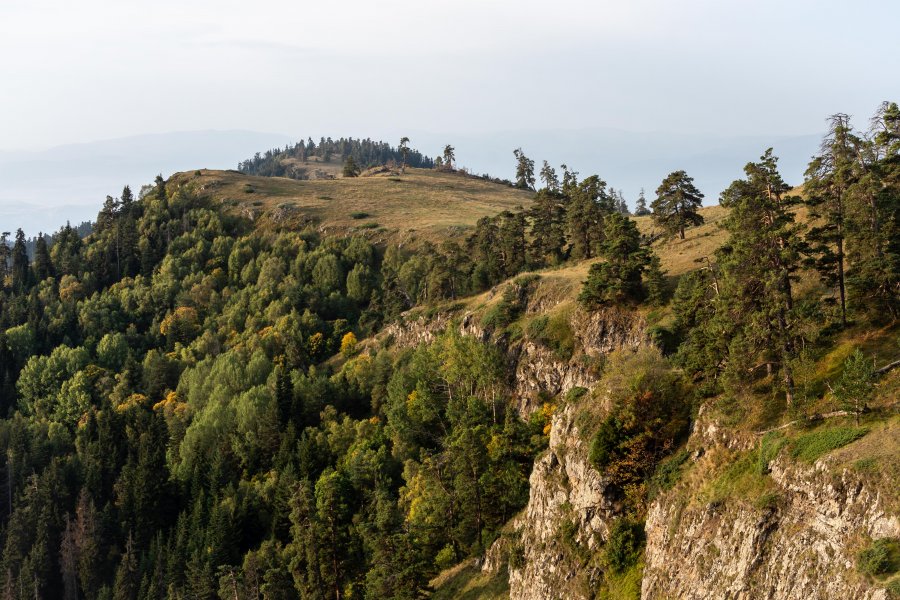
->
[11,229,29,292]
[578,213,649,308]
[635,188,650,216]
[32,235,54,281]
[651,170,705,239]
[399,136,410,170]
[154,174,167,201]
[565,175,610,259]
[831,348,874,425]
[513,148,536,190]
[342,155,360,177]
[804,114,858,326]
[528,189,566,266]
[539,160,559,191]
[442,145,455,170]
[0,231,10,286]
[719,149,804,405]
[644,254,667,306]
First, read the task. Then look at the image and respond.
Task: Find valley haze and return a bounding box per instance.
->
[1,127,820,235]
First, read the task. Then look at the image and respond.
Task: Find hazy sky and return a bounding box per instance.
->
[1,0,898,151]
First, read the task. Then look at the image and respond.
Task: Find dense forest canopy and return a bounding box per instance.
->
[0,102,896,599]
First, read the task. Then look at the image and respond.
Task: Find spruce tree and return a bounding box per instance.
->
[651,170,705,239]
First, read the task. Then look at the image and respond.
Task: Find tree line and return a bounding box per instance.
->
[238,137,433,178]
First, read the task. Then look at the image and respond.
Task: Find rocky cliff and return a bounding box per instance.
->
[642,415,900,600]
[382,299,647,417]
[480,390,898,599]
[503,395,618,600]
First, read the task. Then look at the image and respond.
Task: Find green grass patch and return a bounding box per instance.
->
[357,221,380,229]
[650,449,690,496]
[526,309,575,361]
[350,211,370,219]
[702,450,774,506]
[598,559,643,600]
[789,426,870,463]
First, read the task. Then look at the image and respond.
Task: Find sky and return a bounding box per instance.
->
[2,0,898,148]
[0,0,898,232]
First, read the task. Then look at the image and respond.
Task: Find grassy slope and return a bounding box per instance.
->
[430,559,509,600]
[169,167,533,245]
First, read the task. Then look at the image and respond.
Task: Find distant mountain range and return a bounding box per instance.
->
[409,128,823,202]
[0,128,823,235]
[0,130,293,235]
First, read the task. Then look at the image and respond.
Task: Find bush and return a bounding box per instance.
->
[649,449,690,494]
[857,538,900,578]
[526,311,575,360]
[482,284,526,329]
[587,349,689,497]
[605,518,645,574]
[350,212,370,219]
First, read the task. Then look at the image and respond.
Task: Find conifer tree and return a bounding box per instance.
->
[32,235,53,281]
[578,213,649,307]
[528,189,566,266]
[651,170,705,239]
[513,148,536,190]
[804,114,858,326]
[539,160,559,191]
[11,229,29,292]
[719,149,804,405]
[342,155,360,177]
[635,188,650,216]
[399,136,410,170]
[442,145,455,170]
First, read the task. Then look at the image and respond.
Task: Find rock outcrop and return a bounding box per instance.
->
[642,422,899,600]
[503,397,619,600]
[382,303,647,417]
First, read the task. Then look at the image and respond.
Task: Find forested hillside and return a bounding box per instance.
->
[0,102,897,599]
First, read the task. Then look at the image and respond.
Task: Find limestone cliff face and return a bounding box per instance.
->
[382,304,647,417]
[642,421,899,600]
[384,299,897,600]
[503,397,618,600]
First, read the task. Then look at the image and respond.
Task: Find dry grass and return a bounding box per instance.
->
[635,204,730,278]
[170,168,533,244]
[430,559,509,600]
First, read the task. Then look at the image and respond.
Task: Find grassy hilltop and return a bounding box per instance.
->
[170,167,533,244]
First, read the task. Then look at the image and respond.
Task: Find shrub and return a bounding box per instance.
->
[350,212,370,219]
[587,349,689,497]
[526,311,575,360]
[649,449,690,494]
[357,222,380,229]
[605,518,645,574]
[482,285,525,329]
[857,538,900,578]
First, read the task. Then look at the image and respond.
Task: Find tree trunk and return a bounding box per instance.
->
[837,234,846,326]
